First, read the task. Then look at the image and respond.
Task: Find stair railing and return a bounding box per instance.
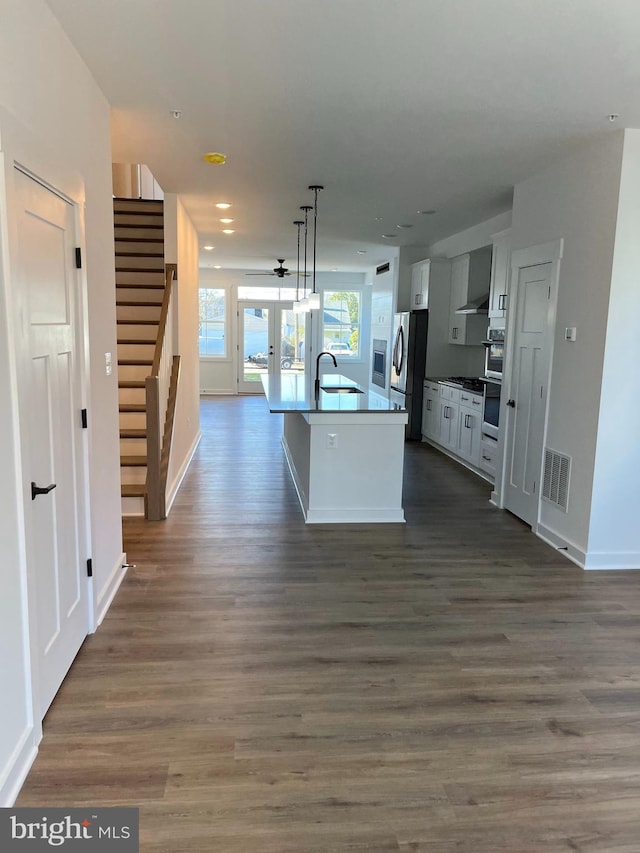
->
[145,263,178,520]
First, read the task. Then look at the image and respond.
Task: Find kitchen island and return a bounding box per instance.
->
[262,374,408,523]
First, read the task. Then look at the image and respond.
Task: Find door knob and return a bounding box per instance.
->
[507,399,516,408]
[31,481,57,501]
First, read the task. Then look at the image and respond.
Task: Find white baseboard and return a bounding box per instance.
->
[422,437,495,484]
[305,507,406,524]
[94,552,128,629]
[537,522,640,570]
[199,389,235,396]
[0,728,38,807]
[166,429,201,515]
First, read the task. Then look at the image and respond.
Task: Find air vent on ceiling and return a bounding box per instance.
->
[376,262,390,275]
[542,448,571,512]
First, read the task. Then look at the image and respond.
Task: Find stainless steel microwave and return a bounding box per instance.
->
[483,328,505,380]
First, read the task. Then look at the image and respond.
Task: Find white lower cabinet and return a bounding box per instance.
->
[422,381,440,442]
[423,382,491,479]
[457,401,482,467]
[479,436,498,477]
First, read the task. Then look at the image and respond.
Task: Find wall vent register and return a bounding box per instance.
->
[542,448,571,512]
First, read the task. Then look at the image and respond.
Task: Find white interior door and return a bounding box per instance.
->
[14,168,89,718]
[237,301,303,393]
[503,261,553,526]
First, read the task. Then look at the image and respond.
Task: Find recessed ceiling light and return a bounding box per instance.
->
[213,265,222,269]
[216,202,232,209]
[203,152,227,165]
[417,209,436,215]
[222,229,235,234]
[396,224,413,229]
[375,217,383,222]
[382,234,397,239]
[203,245,215,251]
[330,268,338,272]
[219,218,234,224]
[357,250,367,255]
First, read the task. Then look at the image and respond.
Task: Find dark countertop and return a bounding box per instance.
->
[261,373,406,414]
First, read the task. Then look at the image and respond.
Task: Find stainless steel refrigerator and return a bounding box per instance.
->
[390,311,429,440]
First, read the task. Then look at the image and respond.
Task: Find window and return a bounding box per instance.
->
[322,290,362,357]
[199,287,226,357]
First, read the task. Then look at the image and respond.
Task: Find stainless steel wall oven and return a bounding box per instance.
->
[482,327,505,380]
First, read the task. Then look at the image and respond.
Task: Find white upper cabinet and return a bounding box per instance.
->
[410,259,450,310]
[488,228,511,320]
[448,247,492,345]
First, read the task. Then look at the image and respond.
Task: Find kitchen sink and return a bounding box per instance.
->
[321,386,363,394]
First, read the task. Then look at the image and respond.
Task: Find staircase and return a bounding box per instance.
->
[114,198,165,515]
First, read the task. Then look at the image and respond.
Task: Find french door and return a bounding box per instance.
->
[237,301,306,393]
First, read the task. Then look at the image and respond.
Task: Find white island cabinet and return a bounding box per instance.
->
[262,374,408,524]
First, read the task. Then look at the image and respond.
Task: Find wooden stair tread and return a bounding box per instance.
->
[118,358,152,365]
[119,403,146,413]
[118,380,146,388]
[114,237,164,243]
[115,251,165,257]
[117,338,156,345]
[121,484,146,498]
[116,301,163,307]
[116,319,160,325]
[120,455,147,466]
[120,428,147,439]
[116,282,165,289]
[115,266,165,273]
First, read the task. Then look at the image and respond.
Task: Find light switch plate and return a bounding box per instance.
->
[564,327,577,342]
[105,352,112,375]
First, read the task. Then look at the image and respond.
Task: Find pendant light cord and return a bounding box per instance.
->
[309,185,324,296]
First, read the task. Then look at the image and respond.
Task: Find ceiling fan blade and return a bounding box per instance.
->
[244,272,276,276]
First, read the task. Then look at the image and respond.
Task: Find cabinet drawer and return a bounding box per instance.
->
[439,383,461,402]
[424,380,440,394]
[479,437,498,475]
[459,391,483,411]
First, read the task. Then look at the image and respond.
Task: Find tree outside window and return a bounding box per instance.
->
[323,290,361,357]
[199,288,226,357]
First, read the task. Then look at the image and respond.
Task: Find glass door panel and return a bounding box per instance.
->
[239,303,270,393]
[238,301,302,393]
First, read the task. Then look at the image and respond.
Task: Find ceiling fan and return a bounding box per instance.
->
[245,259,308,279]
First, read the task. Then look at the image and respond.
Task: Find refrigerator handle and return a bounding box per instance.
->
[396,325,405,376]
[392,325,400,371]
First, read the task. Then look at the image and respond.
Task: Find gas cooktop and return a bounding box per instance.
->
[445,376,485,393]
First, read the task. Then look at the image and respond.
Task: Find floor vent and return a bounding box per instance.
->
[542,448,570,511]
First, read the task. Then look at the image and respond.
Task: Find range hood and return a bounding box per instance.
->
[455,293,489,314]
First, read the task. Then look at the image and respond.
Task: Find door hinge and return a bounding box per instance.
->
[81,408,88,428]
[86,558,93,578]
[75,247,82,269]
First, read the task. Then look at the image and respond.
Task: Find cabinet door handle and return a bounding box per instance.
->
[473,399,481,406]
[482,454,491,461]
[499,294,507,311]
[426,399,432,411]
[452,327,458,340]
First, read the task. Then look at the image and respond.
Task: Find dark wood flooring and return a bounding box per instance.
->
[18,395,640,851]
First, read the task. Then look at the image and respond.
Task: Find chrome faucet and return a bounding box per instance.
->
[314,351,338,397]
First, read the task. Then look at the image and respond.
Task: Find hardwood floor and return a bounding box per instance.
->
[18,395,640,851]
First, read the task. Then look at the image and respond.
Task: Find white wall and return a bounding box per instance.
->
[510,130,625,561]
[0,0,123,802]
[587,130,640,567]
[164,195,201,506]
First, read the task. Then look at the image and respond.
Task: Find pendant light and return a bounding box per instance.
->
[298,204,313,312]
[306,184,324,311]
[292,219,305,314]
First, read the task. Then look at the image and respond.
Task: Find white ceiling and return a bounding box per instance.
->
[46,0,640,273]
